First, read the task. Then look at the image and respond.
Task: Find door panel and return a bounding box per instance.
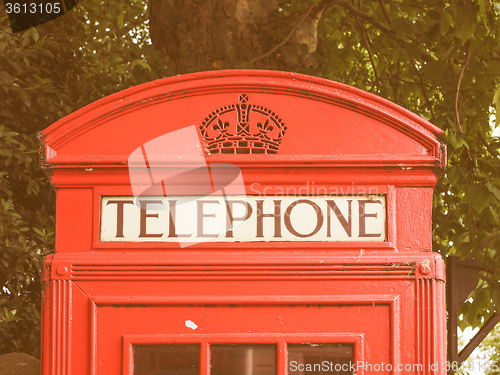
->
[95,304,390,374]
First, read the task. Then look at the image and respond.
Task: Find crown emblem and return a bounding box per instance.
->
[199,94,287,155]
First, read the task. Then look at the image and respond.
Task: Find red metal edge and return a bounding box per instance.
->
[38,70,446,170]
[45,250,445,280]
[40,255,54,375]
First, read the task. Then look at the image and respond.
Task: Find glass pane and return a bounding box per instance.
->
[288,344,354,375]
[134,345,200,375]
[211,344,277,375]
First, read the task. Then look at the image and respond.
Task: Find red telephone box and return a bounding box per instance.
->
[40,70,446,375]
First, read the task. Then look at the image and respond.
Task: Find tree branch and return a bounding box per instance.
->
[89,54,112,66]
[387,0,433,44]
[455,40,472,134]
[409,56,436,120]
[477,130,499,158]
[319,0,433,62]
[320,0,402,45]
[355,16,379,91]
[239,4,316,68]
[377,0,392,25]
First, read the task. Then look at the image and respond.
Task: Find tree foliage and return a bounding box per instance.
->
[0,0,499,357]
[481,324,500,375]
[0,0,163,355]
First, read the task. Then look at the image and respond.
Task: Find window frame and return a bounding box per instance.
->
[123,333,364,375]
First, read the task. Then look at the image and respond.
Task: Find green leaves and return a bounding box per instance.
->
[0,124,54,357]
[455,3,478,43]
[311,0,500,329]
[462,185,495,213]
[440,10,454,36]
[0,0,165,356]
[494,85,500,126]
[390,17,414,36]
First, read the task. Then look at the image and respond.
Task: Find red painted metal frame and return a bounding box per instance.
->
[42,251,445,375]
[122,333,365,375]
[39,70,447,375]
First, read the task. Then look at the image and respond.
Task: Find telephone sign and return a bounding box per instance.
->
[100,195,387,242]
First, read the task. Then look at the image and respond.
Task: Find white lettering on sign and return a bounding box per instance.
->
[100,196,386,242]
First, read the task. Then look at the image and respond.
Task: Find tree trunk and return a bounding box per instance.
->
[148,0,322,74]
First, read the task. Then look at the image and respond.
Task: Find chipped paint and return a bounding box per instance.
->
[185,320,198,330]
